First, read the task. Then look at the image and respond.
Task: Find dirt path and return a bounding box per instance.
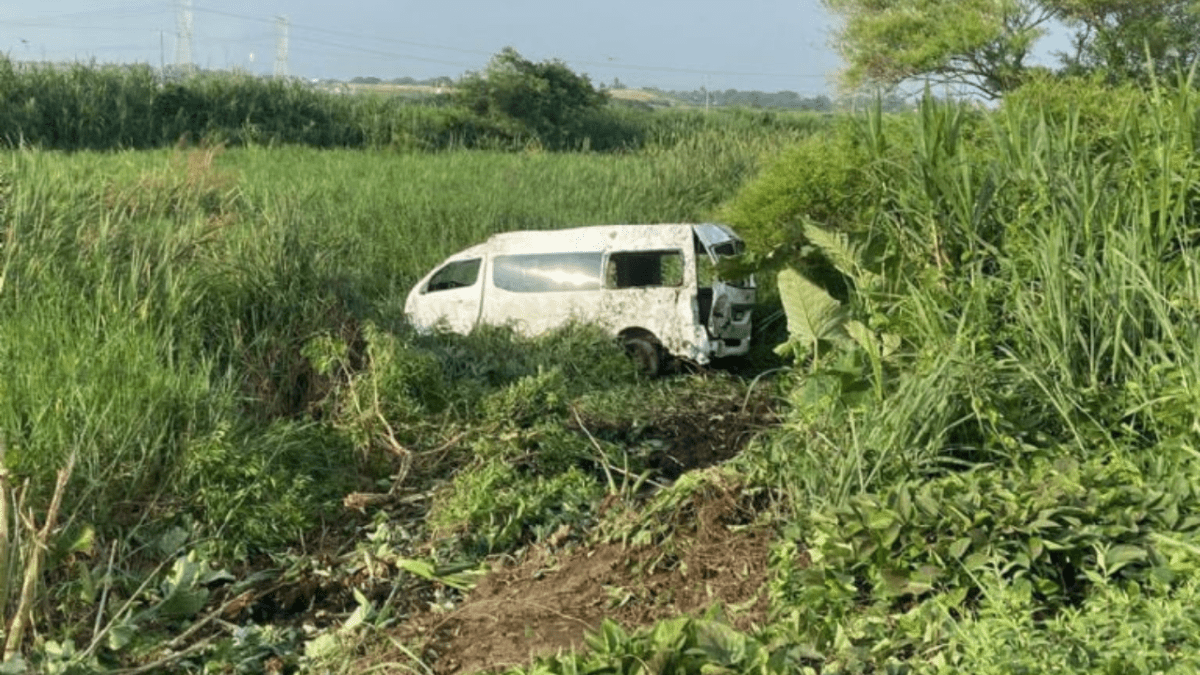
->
[394,483,773,674]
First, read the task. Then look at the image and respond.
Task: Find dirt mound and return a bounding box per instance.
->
[397,485,773,674]
[574,375,779,481]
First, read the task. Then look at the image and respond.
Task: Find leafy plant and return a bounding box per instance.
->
[456,47,610,149]
[510,609,798,675]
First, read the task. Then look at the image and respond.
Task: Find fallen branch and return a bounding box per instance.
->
[4,452,75,660]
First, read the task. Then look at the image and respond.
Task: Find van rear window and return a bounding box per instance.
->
[493,252,604,293]
[607,250,683,288]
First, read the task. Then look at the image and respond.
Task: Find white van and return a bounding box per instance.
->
[404,223,755,372]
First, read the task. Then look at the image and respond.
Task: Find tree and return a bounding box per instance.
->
[1056,0,1200,83]
[456,47,609,146]
[822,0,1200,98]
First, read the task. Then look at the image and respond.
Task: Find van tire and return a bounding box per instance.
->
[623,335,661,375]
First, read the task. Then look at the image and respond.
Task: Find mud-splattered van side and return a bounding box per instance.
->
[404,223,754,371]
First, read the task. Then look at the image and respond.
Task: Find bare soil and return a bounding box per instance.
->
[187,375,783,675]
[388,478,773,675]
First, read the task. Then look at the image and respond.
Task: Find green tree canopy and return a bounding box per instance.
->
[456,47,609,146]
[1056,0,1200,83]
[823,0,1200,97]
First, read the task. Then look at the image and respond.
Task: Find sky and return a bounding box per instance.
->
[0,1,848,94]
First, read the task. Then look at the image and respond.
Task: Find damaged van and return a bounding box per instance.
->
[404,223,755,372]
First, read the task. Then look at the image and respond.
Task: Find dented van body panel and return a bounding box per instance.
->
[404,223,754,364]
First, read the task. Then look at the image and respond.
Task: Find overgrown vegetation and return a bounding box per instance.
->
[6,52,1200,674]
[0,53,828,153]
[822,0,1200,96]
[0,120,791,671]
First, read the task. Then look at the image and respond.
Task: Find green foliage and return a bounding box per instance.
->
[762,455,1200,671]
[511,611,798,675]
[19,68,1200,674]
[429,366,620,554]
[718,131,869,252]
[938,572,1200,673]
[712,69,1200,673]
[0,59,367,149]
[430,457,600,554]
[176,421,355,559]
[1055,0,1200,85]
[456,47,610,149]
[0,57,826,155]
[824,0,1200,96]
[822,0,1051,97]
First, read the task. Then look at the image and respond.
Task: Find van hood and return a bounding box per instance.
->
[692,223,743,260]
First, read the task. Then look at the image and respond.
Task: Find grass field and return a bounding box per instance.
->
[0,120,800,670]
[4,68,1200,675]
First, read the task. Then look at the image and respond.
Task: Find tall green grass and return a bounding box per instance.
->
[714,77,1200,672]
[0,57,827,153]
[0,126,778,542]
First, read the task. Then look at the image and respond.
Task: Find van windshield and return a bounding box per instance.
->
[425,258,481,292]
[493,252,604,293]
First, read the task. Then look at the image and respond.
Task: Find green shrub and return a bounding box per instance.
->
[456,47,610,150]
[430,457,600,554]
[176,421,356,559]
[717,127,871,253]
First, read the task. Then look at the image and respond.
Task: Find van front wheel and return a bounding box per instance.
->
[623,335,661,375]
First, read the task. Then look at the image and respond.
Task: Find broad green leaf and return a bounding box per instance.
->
[107,622,137,651]
[866,508,896,532]
[804,221,864,282]
[963,552,990,571]
[395,557,436,580]
[343,598,372,631]
[949,537,972,559]
[1027,537,1045,560]
[156,553,210,619]
[695,619,747,664]
[306,632,340,660]
[776,267,848,355]
[64,525,96,556]
[915,491,941,517]
[157,585,208,619]
[650,616,691,649]
[1103,544,1148,574]
[155,526,190,557]
[845,320,878,356]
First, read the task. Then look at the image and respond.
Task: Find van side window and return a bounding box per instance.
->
[607,250,683,288]
[425,258,481,293]
[493,252,604,293]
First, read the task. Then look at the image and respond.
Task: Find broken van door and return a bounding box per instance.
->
[409,257,484,334]
[692,224,754,354]
[600,247,694,357]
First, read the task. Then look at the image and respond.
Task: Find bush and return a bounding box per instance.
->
[717,129,871,253]
[456,47,611,149]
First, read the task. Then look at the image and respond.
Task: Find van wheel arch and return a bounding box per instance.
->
[618,328,662,375]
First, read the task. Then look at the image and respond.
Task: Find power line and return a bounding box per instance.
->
[281,35,476,69]
[186,3,827,81]
[0,4,168,23]
[3,2,832,86]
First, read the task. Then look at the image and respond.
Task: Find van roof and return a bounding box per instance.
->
[450,223,739,258]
